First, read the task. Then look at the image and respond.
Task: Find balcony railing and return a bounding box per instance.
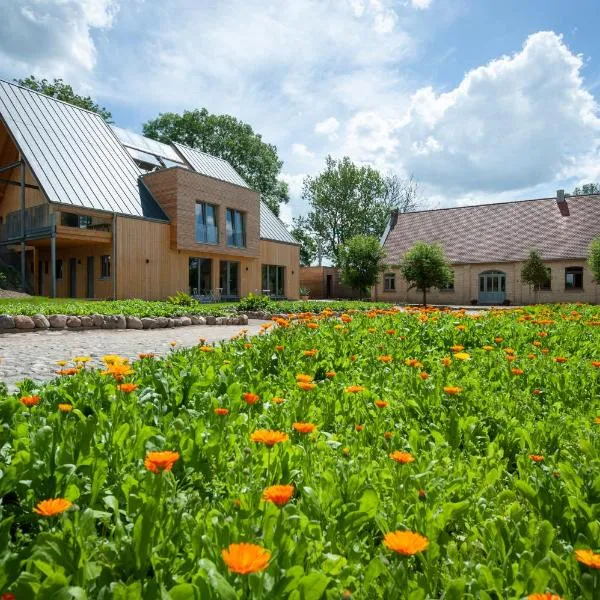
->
[0,204,53,242]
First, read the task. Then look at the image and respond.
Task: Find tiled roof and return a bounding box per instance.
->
[383,195,600,264]
[0,79,168,220]
[260,202,299,245]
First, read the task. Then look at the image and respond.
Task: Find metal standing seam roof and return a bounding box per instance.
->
[259,202,299,245]
[0,79,167,220]
[383,195,600,264]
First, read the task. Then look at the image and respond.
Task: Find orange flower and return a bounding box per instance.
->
[20,395,40,407]
[482,345,494,351]
[58,403,73,413]
[57,367,79,376]
[450,345,464,352]
[345,385,366,393]
[170,341,177,347]
[455,325,467,331]
[532,341,542,347]
[214,408,229,415]
[33,498,72,517]
[538,331,548,338]
[385,329,396,335]
[199,346,213,352]
[306,322,319,329]
[293,422,317,434]
[592,361,600,368]
[243,392,260,404]
[505,355,516,362]
[222,543,271,575]
[529,454,544,462]
[453,352,470,361]
[594,417,600,424]
[494,337,503,343]
[374,400,389,408]
[419,371,429,380]
[138,352,155,359]
[384,431,393,440]
[405,358,423,368]
[527,353,536,360]
[355,424,364,432]
[250,429,289,447]
[296,374,313,383]
[503,348,515,355]
[441,357,452,366]
[342,446,350,455]
[275,345,284,351]
[341,314,352,323]
[117,383,138,393]
[144,450,180,474]
[527,594,561,600]
[297,381,317,391]
[271,397,285,404]
[101,363,134,379]
[390,451,415,464]
[575,549,600,569]
[303,349,318,357]
[263,484,294,507]
[383,531,429,555]
[443,386,462,395]
[532,389,542,395]
[244,343,253,349]
[554,356,568,363]
[326,371,336,378]
[511,368,524,375]
[350,354,357,362]
[377,355,393,363]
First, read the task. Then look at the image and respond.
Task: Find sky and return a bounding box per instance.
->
[1,0,600,226]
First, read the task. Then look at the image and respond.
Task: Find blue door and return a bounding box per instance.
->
[479,271,506,304]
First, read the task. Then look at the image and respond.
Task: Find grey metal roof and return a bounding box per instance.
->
[260,202,299,245]
[112,125,184,164]
[173,142,249,188]
[0,79,167,220]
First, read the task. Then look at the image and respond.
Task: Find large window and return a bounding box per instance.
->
[226,209,245,248]
[219,261,240,298]
[100,255,111,279]
[565,266,583,290]
[189,258,212,296]
[195,202,218,244]
[383,273,395,292]
[262,265,285,297]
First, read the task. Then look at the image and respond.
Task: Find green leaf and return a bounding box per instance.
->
[169,583,201,600]
[297,572,330,600]
[197,559,237,600]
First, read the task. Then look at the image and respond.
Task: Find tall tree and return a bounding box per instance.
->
[301,155,396,263]
[588,236,600,284]
[520,249,550,303]
[399,242,454,306]
[383,174,420,213]
[572,183,600,195]
[143,109,289,215]
[291,217,318,267]
[15,76,112,123]
[338,235,386,297]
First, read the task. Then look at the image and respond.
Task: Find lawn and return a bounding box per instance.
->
[1,304,600,599]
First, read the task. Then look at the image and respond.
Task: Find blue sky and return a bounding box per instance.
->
[1,0,600,224]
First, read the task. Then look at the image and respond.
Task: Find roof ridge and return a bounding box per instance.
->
[0,77,106,119]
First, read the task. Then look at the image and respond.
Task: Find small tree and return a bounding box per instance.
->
[588,236,600,284]
[521,249,550,303]
[338,235,386,297]
[399,242,453,306]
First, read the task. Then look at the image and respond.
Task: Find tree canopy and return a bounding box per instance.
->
[399,242,454,306]
[338,235,386,296]
[143,109,289,215]
[15,76,112,123]
[588,237,600,284]
[520,249,550,298]
[291,217,318,267]
[572,183,600,196]
[301,156,418,263]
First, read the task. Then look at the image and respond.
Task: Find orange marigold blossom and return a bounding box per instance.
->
[527,594,561,600]
[1,592,16,600]
[221,543,271,575]
[20,395,41,407]
[355,424,364,432]
[390,450,415,464]
[263,484,294,506]
[250,429,289,447]
[214,408,229,415]
[575,549,600,569]
[144,450,180,474]
[541,348,549,355]
[377,355,393,363]
[271,396,285,404]
[453,352,470,361]
[482,345,494,351]
[419,371,430,380]
[101,363,134,378]
[345,385,365,393]
[529,454,544,462]
[511,368,524,375]
[303,349,318,357]
[385,329,396,335]
[443,386,462,395]
[297,381,317,391]
[199,346,213,352]
[326,371,336,378]
[384,431,393,440]
[57,367,79,376]
[375,400,389,408]
[441,357,452,366]
[554,356,568,363]
[296,373,313,383]
[592,361,600,368]
[383,530,429,555]
[532,341,542,347]
[455,325,467,331]
[306,322,319,329]
[532,389,542,395]
[58,403,73,413]
[117,383,138,393]
[503,348,515,354]
[244,343,253,349]
[169,341,177,347]
[450,345,464,352]
[138,352,155,359]
[293,422,316,434]
[33,498,72,517]
[242,392,260,404]
[275,345,284,351]
[494,337,503,343]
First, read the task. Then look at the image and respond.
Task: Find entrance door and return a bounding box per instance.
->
[86,256,94,298]
[326,274,333,298]
[478,271,506,304]
[69,258,77,298]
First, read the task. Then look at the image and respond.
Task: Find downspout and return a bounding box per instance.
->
[112,212,117,300]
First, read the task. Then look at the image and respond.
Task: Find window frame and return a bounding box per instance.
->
[226,208,246,248]
[564,266,583,290]
[100,255,111,279]
[195,202,218,244]
[262,264,285,297]
[383,272,396,292]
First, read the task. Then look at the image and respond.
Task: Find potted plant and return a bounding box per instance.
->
[299,286,310,301]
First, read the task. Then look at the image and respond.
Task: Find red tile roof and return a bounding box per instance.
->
[383,194,600,264]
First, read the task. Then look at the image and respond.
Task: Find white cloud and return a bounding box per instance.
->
[0,0,119,76]
[292,143,314,158]
[410,0,432,9]
[315,117,340,138]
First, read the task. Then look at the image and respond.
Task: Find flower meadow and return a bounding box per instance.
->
[1,305,600,599]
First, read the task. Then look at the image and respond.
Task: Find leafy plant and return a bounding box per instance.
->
[238,293,272,312]
[167,290,198,307]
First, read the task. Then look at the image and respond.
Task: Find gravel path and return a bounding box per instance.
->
[0,321,269,391]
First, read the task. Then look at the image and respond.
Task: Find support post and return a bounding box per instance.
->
[50,232,56,298]
[20,160,26,291]
[112,213,117,300]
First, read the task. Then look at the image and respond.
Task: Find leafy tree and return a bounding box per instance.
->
[588,236,600,284]
[338,235,386,297]
[291,217,318,266]
[572,183,600,196]
[521,249,550,302]
[15,76,112,122]
[383,174,420,213]
[143,109,289,215]
[302,156,416,262]
[399,242,453,306]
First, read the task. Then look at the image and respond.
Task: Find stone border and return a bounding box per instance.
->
[0,313,249,334]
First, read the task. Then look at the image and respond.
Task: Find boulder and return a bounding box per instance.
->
[205,316,216,325]
[32,314,50,329]
[215,317,227,325]
[179,316,192,326]
[167,318,175,328]
[102,315,126,329]
[80,316,94,328]
[48,314,68,329]
[14,315,36,329]
[91,314,104,328]
[155,317,169,328]
[141,317,158,329]
[238,314,249,325]
[172,317,184,327]
[0,315,15,330]
[66,316,82,329]
[126,316,143,329]
[190,315,206,325]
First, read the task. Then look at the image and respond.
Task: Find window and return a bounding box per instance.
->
[61,212,92,228]
[565,266,583,290]
[226,209,245,248]
[101,255,111,279]
[535,267,552,291]
[195,202,218,243]
[262,265,285,297]
[189,258,212,296]
[219,261,240,298]
[55,259,63,280]
[383,273,396,292]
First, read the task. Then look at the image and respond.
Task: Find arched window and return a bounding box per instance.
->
[565,266,583,290]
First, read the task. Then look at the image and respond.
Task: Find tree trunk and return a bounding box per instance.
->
[422,288,427,306]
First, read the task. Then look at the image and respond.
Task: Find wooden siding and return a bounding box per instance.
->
[258,240,300,299]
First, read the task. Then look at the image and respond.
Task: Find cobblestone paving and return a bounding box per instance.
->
[0,321,269,390]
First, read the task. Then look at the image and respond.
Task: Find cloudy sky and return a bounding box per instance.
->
[1,0,600,224]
